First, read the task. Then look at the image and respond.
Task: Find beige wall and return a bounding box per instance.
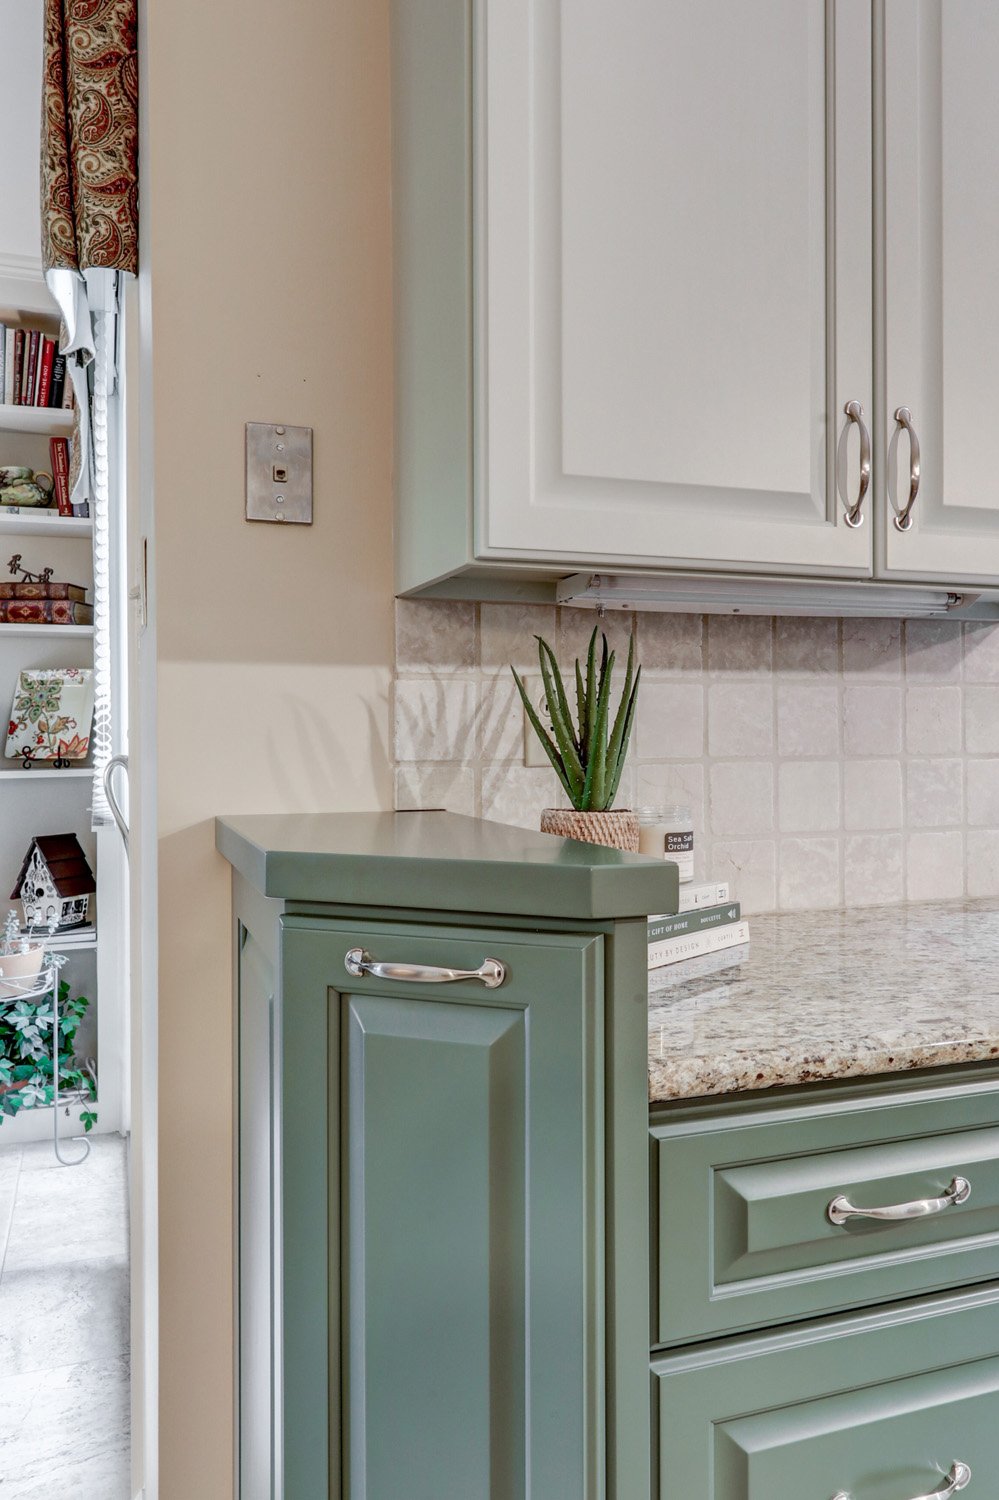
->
[142,0,394,1492]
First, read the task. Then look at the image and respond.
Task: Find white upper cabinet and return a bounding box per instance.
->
[881,1,999,584]
[479,0,873,576]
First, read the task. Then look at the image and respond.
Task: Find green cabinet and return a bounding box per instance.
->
[651,1073,999,1347]
[220,810,670,1500]
[653,1284,999,1499]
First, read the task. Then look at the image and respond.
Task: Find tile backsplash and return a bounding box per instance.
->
[393,599,999,914]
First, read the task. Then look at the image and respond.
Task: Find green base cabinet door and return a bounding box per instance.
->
[247,916,607,1500]
[654,1284,999,1499]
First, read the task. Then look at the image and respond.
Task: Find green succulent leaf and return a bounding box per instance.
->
[606,665,641,808]
[536,640,585,797]
[605,634,636,785]
[581,649,615,810]
[510,668,575,804]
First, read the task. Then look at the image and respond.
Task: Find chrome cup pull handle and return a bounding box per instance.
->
[893,405,922,531]
[827,1175,970,1227]
[833,1460,971,1500]
[344,947,506,989]
[843,400,872,527]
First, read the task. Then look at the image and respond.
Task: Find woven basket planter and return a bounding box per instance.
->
[539,807,640,853]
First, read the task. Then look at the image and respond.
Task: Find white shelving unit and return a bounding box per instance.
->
[0,283,121,1148]
[0,404,74,437]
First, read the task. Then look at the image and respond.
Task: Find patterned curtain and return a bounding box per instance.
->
[40,0,137,832]
[41,0,138,276]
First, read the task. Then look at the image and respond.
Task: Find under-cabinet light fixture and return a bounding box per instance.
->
[554,573,998,620]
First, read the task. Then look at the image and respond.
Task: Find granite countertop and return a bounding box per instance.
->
[648,898,999,1105]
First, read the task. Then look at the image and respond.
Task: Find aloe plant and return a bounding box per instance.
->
[511,628,641,812]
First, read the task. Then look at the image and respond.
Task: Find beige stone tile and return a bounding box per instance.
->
[967,829,999,897]
[905,830,964,902]
[964,622,999,683]
[557,608,635,669]
[775,617,839,675]
[905,685,962,755]
[843,759,903,831]
[965,686,999,753]
[478,673,524,760]
[905,758,964,827]
[480,765,558,831]
[705,615,772,674]
[395,598,475,672]
[707,681,774,757]
[842,685,902,756]
[777,761,840,833]
[904,619,963,680]
[776,681,840,756]
[707,838,777,914]
[479,603,557,671]
[966,759,999,827]
[635,613,703,672]
[843,833,904,907]
[393,679,477,762]
[634,763,706,837]
[709,762,774,837]
[778,837,841,910]
[394,765,477,817]
[841,619,902,680]
[636,681,704,760]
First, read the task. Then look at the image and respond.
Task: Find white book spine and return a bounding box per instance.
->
[648,920,750,970]
[2,329,13,405]
[677,880,730,913]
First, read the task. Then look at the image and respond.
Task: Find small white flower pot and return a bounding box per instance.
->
[0,945,45,998]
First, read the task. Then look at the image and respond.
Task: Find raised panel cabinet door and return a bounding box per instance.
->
[883,1,999,583]
[274,918,606,1500]
[654,1286,999,1499]
[478,0,873,575]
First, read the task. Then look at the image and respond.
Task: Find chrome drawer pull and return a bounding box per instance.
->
[892,404,922,531]
[833,1459,971,1500]
[827,1175,970,1226]
[843,399,872,527]
[344,947,506,989]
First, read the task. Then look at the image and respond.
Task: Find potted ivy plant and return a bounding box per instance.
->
[511,626,641,851]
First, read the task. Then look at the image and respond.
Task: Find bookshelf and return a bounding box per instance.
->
[0,624,93,638]
[0,766,92,780]
[0,513,92,539]
[0,404,74,437]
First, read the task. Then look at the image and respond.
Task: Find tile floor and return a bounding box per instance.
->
[0,1134,129,1498]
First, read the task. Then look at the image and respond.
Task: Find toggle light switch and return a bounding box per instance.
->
[245,422,313,524]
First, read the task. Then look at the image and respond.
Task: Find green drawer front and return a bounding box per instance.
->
[652,1076,999,1346]
[654,1283,999,1500]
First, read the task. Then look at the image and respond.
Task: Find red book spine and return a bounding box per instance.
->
[37,337,55,408]
[12,330,24,405]
[50,438,72,516]
[0,599,89,625]
[23,331,39,405]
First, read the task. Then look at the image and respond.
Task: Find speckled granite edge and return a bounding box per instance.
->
[647,899,999,1105]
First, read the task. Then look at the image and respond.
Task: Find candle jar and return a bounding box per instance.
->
[636,805,694,882]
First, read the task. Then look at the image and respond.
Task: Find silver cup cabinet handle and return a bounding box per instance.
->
[893,405,922,532]
[843,399,872,527]
[344,947,506,989]
[827,1176,971,1227]
[832,1460,971,1500]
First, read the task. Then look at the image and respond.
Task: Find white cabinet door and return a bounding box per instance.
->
[477,0,873,576]
[883,1,999,584]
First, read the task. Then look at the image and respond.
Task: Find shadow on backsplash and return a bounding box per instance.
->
[393,599,999,916]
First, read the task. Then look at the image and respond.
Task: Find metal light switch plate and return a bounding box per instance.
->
[245,422,313,524]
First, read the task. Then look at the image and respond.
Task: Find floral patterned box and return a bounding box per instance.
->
[5,669,95,763]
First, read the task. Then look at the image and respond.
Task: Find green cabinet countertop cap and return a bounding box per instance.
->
[215,810,678,919]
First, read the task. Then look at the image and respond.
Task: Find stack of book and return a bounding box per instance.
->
[0,326,71,409]
[0,577,92,625]
[647,879,750,972]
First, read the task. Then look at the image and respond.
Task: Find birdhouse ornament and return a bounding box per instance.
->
[11,835,96,931]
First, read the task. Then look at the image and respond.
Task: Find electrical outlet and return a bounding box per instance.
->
[522,675,554,767]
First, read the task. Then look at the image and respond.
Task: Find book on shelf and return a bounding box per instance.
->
[0,599,93,625]
[648,902,741,944]
[20,924,96,951]
[0,323,64,408]
[0,580,88,602]
[49,437,72,515]
[648,920,750,971]
[675,879,730,914]
[0,505,85,526]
